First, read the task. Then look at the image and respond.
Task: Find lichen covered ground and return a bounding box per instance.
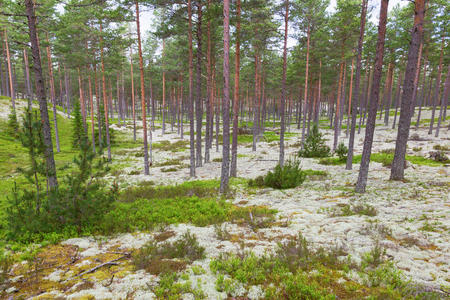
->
[1,99,449,299]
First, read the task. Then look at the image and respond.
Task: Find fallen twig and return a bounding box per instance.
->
[71,254,130,279]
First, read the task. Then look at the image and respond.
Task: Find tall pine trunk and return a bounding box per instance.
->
[230,0,241,177]
[392,72,403,129]
[390,0,425,180]
[88,69,95,153]
[428,36,444,135]
[220,0,230,194]
[301,23,310,148]
[279,0,289,167]
[135,0,149,174]
[162,39,166,134]
[435,66,450,137]
[355,0,389,193]
[195,1,203,167]
[25,0,58,189]
[130,47,136,142]
[205,0,212,163]
[4,29,15,110]
[188,0,196,177]
[99,23,112,161]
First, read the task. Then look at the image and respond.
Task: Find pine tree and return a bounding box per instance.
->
[72,100,87,149]
[298,123,330,158]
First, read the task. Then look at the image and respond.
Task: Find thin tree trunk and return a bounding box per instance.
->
[25,0,58,189]
[333,59,344,151]
[346,58,355,137]
[355,0,389,193]
[88,69,95,153]
[358,66,371,133]
[135,0,149,174]
[415,60,428,130]
[392,72,403,129]
[162,39,166,134]
[4,29,15,110]
[390,0,425,180]
[279,0,288,167]
[252,55,259,151]
[220,0,230,193]
[205,0,212,163]
[410,42,423,117]
[435,65,450,137]
[77,68,86,130]
[64,65,71,117]
[428,36,444,135]
[116,73,121,126]
[99,23,112,161]
[195,1,203,167]
[230,0,241,177]
[383,63,394,126]
[93,64,102,148]
[24,48,32,109]
[130,47,136,141]
[301,23,310,148]
[346,0,367,169]
[188,0,196,177]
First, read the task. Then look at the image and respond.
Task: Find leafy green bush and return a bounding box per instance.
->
[298,124,330,158]
[335,142,348,161]
[264,160,306,189]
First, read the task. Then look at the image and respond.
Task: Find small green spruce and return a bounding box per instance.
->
[263,159,306,189]
[51,134,116,234]
[7,107,19,138]
[72,99,87,148]
[298,124,330,158]
[335,142,348,161]
[7,108,116,242]
[7,108,48,238]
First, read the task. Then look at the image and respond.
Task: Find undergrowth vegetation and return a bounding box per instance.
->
[319,152,446,167]
[133,231,205,275]
[298,124,330,158]
[210,233,442,299]
[248,159,306,189]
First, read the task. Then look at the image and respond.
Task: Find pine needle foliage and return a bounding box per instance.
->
[298,124,330,158]
[7,108,117,242]
[71,99,87,149]
[6,108,19,138]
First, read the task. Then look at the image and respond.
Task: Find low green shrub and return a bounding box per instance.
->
[335,142,348,161]
[264,160,306,189]
[325,203,377,217]
[101,197,230,233]
[119,180,219,202]
[210,233,441,299]
[152,272,206,299]
[7,108,18,138]
[229,205,276,230]
[153,140,189,152]
[133,231,205,275]
[298,124,330,158]
[0,253,12,286]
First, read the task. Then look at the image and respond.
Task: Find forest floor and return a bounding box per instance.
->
[0,98,449,299]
